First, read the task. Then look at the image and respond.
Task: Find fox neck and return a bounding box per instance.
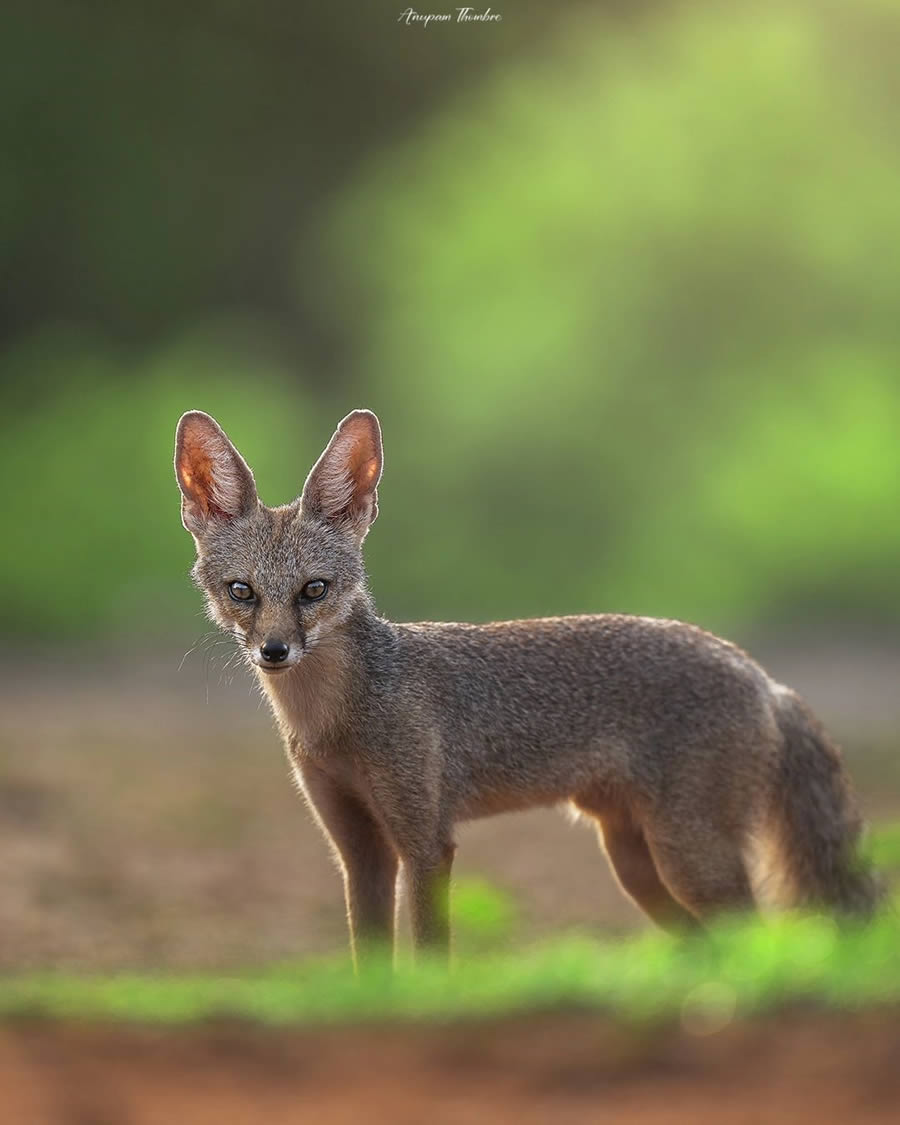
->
[256,595,387,754]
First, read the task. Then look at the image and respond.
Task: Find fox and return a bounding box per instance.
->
[174,407,882,964]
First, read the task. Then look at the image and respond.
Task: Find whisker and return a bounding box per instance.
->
[178,631,228,672]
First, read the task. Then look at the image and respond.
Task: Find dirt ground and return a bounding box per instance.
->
[4,1008,900,1124]
[1,639,900,971]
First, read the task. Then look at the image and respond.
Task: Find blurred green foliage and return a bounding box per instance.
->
[3,901,900,1025]
[331,0,900,628]
[868,822,900,872]
[452,878,518,947]
[2,0,900,640]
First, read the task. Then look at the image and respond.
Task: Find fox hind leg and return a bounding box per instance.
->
[574,796,699,932]
[644,819,756,922]
[602,814,701,932]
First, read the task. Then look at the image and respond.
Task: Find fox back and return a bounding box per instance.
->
[175,408,882,964]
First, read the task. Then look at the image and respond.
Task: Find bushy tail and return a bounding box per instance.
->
[772,689,883,919]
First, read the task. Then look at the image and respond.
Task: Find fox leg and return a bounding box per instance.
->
[644,820,756,921]
[366,768,455,958]
[297,762,398,968]
[601,812,701,932]
[402,840,455,954]
[575,796,698,932]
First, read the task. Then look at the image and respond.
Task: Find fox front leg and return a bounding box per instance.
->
[367,767,455,957]
[297,762,398,969]
[402,840,456,955]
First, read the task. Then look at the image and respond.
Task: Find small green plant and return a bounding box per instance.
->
[451,878,518,949]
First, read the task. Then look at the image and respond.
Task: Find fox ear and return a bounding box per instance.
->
[174,411,258,536]
[301,410,383,540]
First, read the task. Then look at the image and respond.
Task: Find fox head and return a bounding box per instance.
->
[174,409,382,675]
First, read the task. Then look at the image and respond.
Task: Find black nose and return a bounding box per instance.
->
[260,639,290,663]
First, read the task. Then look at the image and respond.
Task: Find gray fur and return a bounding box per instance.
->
[174,409,883,965]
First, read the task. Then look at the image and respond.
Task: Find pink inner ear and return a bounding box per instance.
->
[341,423,380,489]
[358,456,379,487]
[179,437,239,520]
[302,413,381,526]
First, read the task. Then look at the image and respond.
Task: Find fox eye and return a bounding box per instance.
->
[227,581,255,602]
[301,579,328,601]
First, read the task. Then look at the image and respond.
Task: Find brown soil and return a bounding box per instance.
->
[4,1008,900,1124]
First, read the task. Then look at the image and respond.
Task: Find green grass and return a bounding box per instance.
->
[2,828,897,1029]
[1,910,898,1028]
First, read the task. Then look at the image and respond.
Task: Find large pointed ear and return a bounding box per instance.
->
[300,410,383,540]
[174,411,258,536]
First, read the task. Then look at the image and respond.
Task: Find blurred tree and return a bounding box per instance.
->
[0,0,601,369]
[323,0,900,628]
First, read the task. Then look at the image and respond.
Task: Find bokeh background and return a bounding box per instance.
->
[2,0,900,972]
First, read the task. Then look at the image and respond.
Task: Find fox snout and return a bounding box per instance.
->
[250,634,304,673]
[260,638,290,664]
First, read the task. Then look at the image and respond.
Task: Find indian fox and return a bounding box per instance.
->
[174,408,881,964]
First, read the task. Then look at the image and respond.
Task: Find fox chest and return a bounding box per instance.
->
[283,727,369,788]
